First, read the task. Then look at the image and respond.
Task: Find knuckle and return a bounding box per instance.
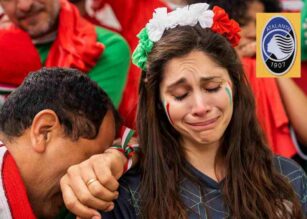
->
[67,165,78,175]
[99,174,112,185]
[59,176,67,186]
[78,194,92,204]
[79,162,91,172]
[65,199,78,210]
[90,154,102,162]
[90,185,104,197]
[114,181,120,190]
[99,202,111,210]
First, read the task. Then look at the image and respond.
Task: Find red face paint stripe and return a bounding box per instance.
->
[166,102,174,124]
[226,81,232,88]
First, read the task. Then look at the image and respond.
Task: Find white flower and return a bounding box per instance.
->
[146,8,168,42]
[145,3,214,42]
[177,3,210,26]
[198,10,214,28]
[167,9,181,29]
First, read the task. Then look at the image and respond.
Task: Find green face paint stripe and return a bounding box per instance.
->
[225,81,232,105]
[225,87,232,104]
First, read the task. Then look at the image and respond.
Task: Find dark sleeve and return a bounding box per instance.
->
[101,167,141,219]
[300,172,307,215]
[294,167,307,215]
[101,196,137,219]
[274,156,307,215]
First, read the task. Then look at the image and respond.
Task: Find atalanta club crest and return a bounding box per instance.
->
[261,16,296,75]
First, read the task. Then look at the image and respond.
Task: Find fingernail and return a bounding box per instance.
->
[105,203,115,212]
[92,215,101,219]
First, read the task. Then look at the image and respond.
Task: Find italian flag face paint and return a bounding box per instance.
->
[224,81,232,105]
[163,100,174,125]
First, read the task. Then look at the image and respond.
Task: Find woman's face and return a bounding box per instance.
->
[160,50,233,148]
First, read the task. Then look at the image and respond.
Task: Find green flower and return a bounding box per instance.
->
[132,28,154,71]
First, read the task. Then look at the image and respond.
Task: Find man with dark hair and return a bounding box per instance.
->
[0,67,124,219]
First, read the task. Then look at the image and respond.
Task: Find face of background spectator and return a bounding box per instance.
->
[0,0,60,38]
[236,0,265,56]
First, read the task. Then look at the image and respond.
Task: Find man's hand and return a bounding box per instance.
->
[236,41,256,58]
[60,147,127,219]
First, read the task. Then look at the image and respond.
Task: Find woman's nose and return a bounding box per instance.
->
[191,94,212,117]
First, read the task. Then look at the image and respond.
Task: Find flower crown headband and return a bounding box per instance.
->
[132,3,241,71]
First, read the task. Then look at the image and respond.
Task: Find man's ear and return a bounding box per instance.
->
[30,109,60,153]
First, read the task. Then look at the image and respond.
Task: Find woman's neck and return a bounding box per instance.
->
[182,139,224,182]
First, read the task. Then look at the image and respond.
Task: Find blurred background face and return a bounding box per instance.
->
[159,50,233,149]
[0,0,60,38]
[27,111,115,219]
[236,0,265,57]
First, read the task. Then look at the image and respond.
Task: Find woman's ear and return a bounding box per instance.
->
[30,109,60,153]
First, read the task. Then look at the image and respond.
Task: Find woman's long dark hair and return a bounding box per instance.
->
[137,25,303,219]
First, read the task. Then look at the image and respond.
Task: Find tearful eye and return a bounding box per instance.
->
[205,86,222,93]
[204,81,223,93]
[174,93,188,101]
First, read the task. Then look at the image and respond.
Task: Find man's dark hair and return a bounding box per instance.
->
[0,67,120,140]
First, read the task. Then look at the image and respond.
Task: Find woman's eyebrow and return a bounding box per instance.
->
[166,78,187,91]
[200,76,223,82]
[166,76,224,91]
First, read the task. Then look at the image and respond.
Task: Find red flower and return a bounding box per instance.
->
[227,20,241,47]
[211,6,241,47]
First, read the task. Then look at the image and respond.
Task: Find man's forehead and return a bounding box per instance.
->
[100,110,116,133]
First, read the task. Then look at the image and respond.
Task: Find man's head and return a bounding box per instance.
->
[0,67,119,218]
[0,0,60,38]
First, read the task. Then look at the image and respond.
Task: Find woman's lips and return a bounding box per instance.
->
[186,117,219,131]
